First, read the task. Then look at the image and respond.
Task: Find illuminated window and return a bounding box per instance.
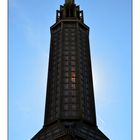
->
[71,77,76,83]
[71,72,76,83]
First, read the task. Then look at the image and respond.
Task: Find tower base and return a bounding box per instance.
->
[31,121,109,140]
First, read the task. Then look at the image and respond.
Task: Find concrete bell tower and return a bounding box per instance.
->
[31,1,109,140]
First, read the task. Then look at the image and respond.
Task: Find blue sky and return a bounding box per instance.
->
[9,0,131,140]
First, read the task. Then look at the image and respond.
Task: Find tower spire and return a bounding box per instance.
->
[65,0,75,4]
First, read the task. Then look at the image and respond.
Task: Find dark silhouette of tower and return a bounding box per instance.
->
[31,0,109,139]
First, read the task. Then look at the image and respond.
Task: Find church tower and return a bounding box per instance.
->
[31,0,109,139]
